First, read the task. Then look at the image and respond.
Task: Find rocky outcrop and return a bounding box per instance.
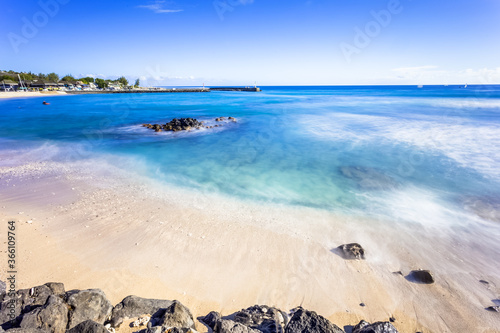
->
[200,305,287,333]
[19,296,68,333]
[67,320,108,333]
[110,295,174,327]
[1,282,402,333]
[199,311,221,329]
[0,283,65,329]
[337,243,365,260]
[285,308,344,333]
[233,305,287,333]
[407,270,434,284]
[352,320,399,333]
[156,301,195,330]
[66,289,113,329]
[142,117,236,132]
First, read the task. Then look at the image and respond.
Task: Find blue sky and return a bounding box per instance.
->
[1,0,499,85]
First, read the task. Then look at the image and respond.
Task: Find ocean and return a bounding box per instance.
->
[1,85,500,235]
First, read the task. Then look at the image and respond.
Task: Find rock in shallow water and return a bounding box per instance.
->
[142,117,236,133]
[337,243,366,260]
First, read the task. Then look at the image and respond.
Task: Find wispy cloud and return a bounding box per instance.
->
[137,1,183,14]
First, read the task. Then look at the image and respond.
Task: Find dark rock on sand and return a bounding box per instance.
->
[234,305,288,333]
[199,311,221,329]
[1,283,60,327]
[156,300,195,330]
[337,243,365,260]
[352,320,399,333]
[67,320,109,333]
[216,319,261,333]
[486,306,499,312]
[20,295,68,333]
[44,283,65,296]
[407,270,434,284]
[110,296,173,327]
[339,166,398,190]
[3,329,48,333]
[285,307,344,333]
[66,289,113,329]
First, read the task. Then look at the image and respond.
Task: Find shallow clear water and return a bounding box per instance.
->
[1,85,500,227]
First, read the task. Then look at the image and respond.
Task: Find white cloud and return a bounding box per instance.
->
[137,1,183,14]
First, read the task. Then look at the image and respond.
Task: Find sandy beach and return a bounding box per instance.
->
[1,158,499,333]
[0,91,67,99]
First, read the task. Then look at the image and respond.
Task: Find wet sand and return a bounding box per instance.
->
[0,159,499,332]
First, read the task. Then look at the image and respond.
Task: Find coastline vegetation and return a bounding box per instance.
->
[0,69,135,89]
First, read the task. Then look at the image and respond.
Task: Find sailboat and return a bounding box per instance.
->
[464,83,468,88]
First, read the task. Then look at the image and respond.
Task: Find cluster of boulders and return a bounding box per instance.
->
[0,282,400,333]
[142,117,236,133]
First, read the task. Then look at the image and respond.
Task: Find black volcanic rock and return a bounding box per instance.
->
[66,289,113,329]
[67,320,109,333]
[156,300,195,330]
[285,308,344,333]
[234,305,288,333]
[337,243,366,260]
[142,117,236,133]
[1,283,62,328]
[110,296,174,327]
[200,311,221,329]
[352,320,399,333]
[407,270,434,284]
[20,295,68,333]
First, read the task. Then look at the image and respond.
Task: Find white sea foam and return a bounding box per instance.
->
[297,113,500,179]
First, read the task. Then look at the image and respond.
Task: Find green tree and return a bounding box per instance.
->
[117,76,128,86]
[47,72,59,82]
[79,76,95,83]
[61,75,75,82]
[37,73,47,80]
[134,78,140,87]
[95,78,108,89]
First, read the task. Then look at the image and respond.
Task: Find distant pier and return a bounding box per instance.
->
[209,87,261,92]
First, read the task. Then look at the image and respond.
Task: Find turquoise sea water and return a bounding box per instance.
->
[1,85,500,227]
